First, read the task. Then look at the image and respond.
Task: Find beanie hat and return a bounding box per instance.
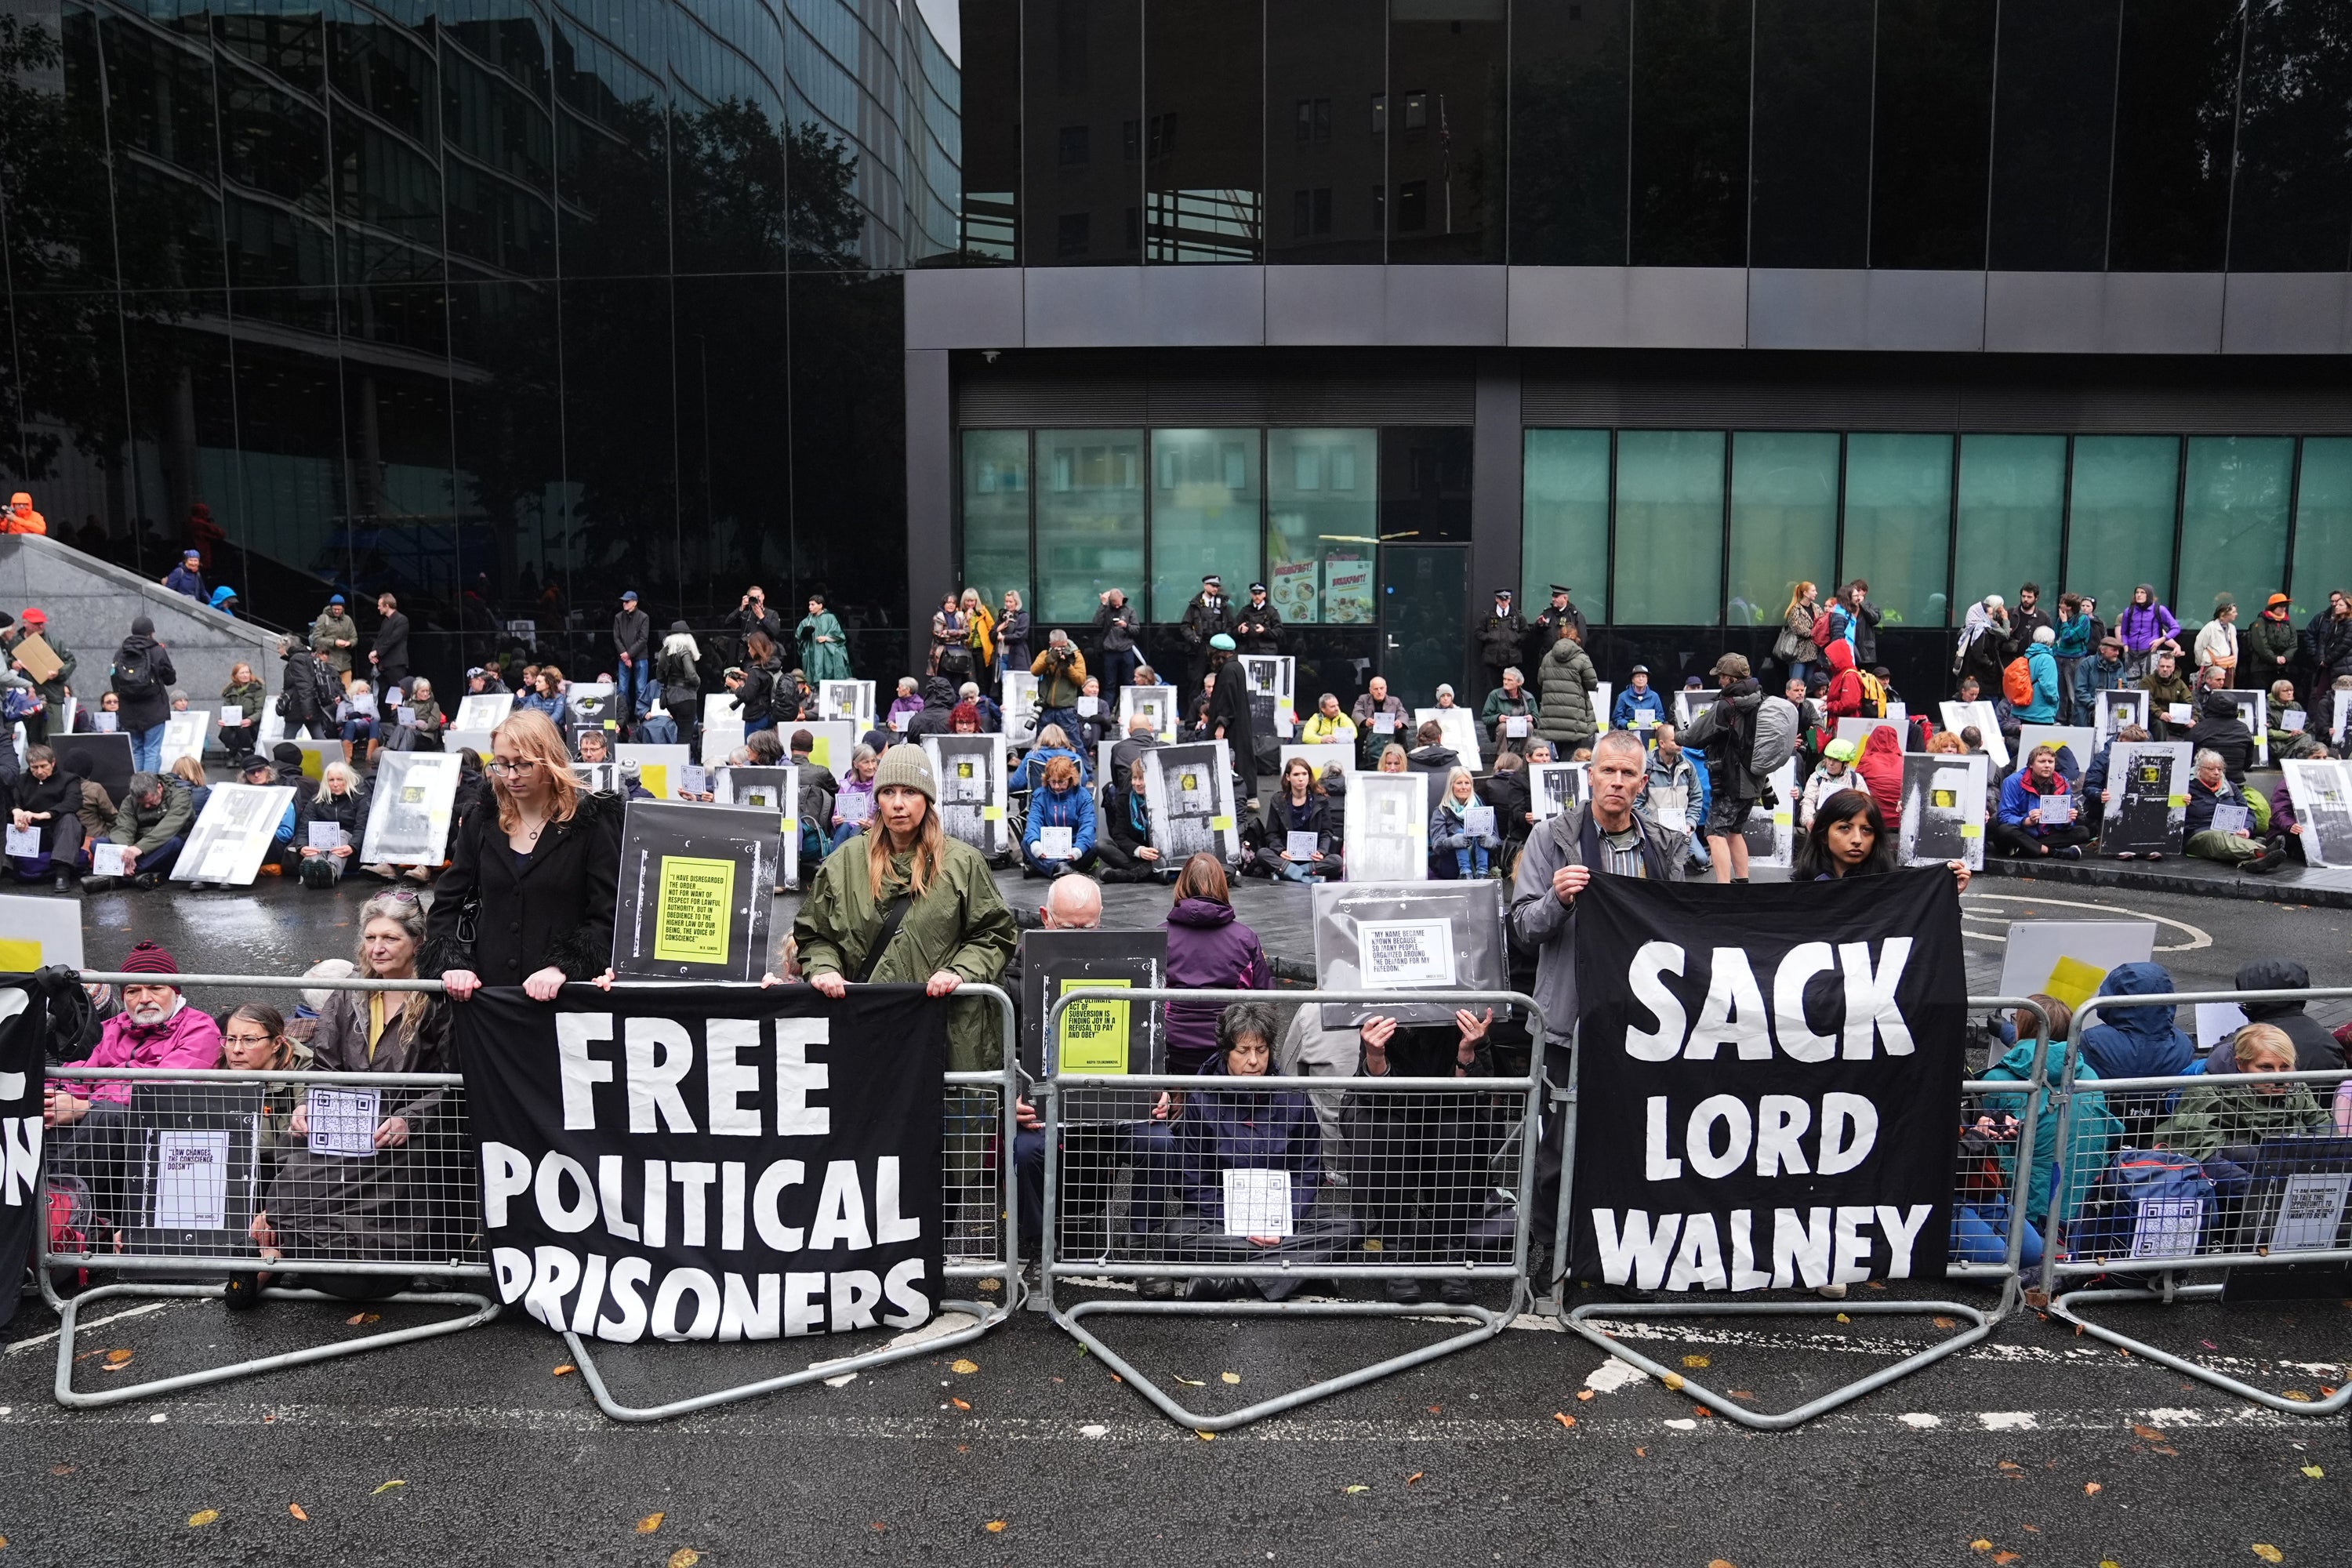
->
[874,742,937,802]
[121,940,179,977]
[1208,633,1236,651]
[131,615,154,637]
[273,742,303,766]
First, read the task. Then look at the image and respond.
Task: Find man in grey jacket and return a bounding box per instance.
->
[1508,728,1687,1283]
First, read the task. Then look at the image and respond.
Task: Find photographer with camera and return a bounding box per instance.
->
[1029,626,1088,743]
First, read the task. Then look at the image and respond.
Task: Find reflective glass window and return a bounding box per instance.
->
[1869,0,1997,269]
[1146,0,1262,262]
[1613,431,1723,625]
[1149,429,1261,620]
[2107,0,2240,271]
[1727,432,1839,629]
[1842,434,1954,629]
[1037,430,1146,625]
[1268,429,1379,626]
[1953,435,2065,622]
[2066,435,2180,619]
[2227,2,2352,271]
[961,432,1032,612]
[957,0,1024,261]
[1380,427,1473,543]
[1747,0,1872,270]
[1987,0,2120,270]
[1386,1,1504,263]
[1022,0,1142,264]
[2176,437,2292,633]
[1266,0,1385,262]
[1508,0,1628,265]
[2292,439,2352,621]
[1522,430,1611,615]
[1627,0,1751,267]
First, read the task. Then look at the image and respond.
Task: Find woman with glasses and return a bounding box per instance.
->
[220,1002,312,1168]
[424,709,622,1003]
[234,890,454,1307]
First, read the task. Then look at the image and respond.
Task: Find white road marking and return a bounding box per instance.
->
[1963,892,2212,952]
[5,1300,181,1355]
[1978,1411,2038,1429]
[1582,1359,1650,1394]
[1898,1413,1941,1428]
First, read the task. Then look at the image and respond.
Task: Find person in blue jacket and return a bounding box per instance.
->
[209,584,240,619]
[1612,663,1666,731]
[1020,751,1097,877]
[1991,743,2089,859]
[162,549,204,601]
[2014,625,2061,725]
[2076,961,2197,1138]
[1962,995,2121,1264]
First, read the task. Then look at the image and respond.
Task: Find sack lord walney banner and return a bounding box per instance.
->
[459,983,947,1344]
[1570,869,1965,1292]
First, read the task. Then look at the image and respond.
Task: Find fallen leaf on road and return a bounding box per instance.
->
[2301,1465,2325,1479]
[951,1359,980,1374]
[1933,1317,1956,1329]
[984,1521,1008,1533]
[48,1466,71,1476]
[950,1397,971,1410]
[288,1504,309,1522]
[103,1349,131,1367]
[1428,1405,1442,1414]
[1998,1461,2020,1472]
[371,1479,405,1496]
[1406,1473,1423,1486]
[1682,1354,1709,1368]
[343,1312,379,1326]
[1195,1430,1214,1441]
[187,1511,219,1527]
[2252,1547,2283,1563]
[2084,1483,2103,1495]
[1662,1373,1685,1392]
[1552,1412,1576,1429]
[1728,1390,1756,1399]
[2282,1390,2311,1402]
[1174,1376,1205,1386]
[2131,1424,2167,1441]
[551,1365,575,1377]
[1835,1312,1851,1323]
[1635,1447,1646,1457]
[1575,1390,1594,1402]
[1971,1541,1993,1552]
[1994,1553,2020,1564]
[1707,1560,1737,1568]
[637,1513,666,1534]
[669,1550,702,1568]
[1693,1406,1713,1418]
[1221,1372,1240,1385]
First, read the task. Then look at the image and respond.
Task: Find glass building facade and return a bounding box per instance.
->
[0,0,959,680]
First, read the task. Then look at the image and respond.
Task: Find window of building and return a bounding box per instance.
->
[1149,430,1261,621]
[1370,92,1386,135]
[1613,431,1724,625]
[1747,0,1874,270]
[1402,90,1427,130]
[2176,435,2292,633]
[1123,120,1140,160]
[1628,0,1751,267]
[1058,125,1090,165]
[2066,434,2180,621]
[1953,434,2064,619]
[1396,180,1427,230]
[960,431,1030,614]
[1057,212,1091,256]
[1841,434,1954,628]
[1036,430,1145,626]
[1268,0,1385,263]
[1269,429,1378,626]
[1508,0,1631,266]
[2292,438,2352,621]
[1727,431,1839,627]
[1522,430,1610,615]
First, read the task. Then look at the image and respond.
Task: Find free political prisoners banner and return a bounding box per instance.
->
[2,976,48,1328]
[1570,870,1965,1294]
[461,984,947,1345]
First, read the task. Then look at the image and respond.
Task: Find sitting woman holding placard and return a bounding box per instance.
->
[1094,756,1168,884]
[234,891,454,1308]
[1256,756,1341,883]
[296,761,369,887]
[1163,1001,1347,1301]
[1020,752,1097,879]
[829,743,880,851]
[1791,789,1971,893]
[1429,766,1501,880]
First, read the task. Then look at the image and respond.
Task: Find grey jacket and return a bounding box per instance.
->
[1507,804,1688,1044]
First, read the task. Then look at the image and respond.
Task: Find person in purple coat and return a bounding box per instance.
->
[1160,853,1272,1075]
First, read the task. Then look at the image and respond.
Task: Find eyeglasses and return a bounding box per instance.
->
[485,759,541,778]
[370,888,421,903]
[223,1033,277,1047]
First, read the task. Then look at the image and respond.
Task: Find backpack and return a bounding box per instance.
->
[1854,670,1888,719]
[2071,1148,2216,1261]
[1749,695,1798,778]
[2002,656,2034,706]
[111,645,158,702]
[45,1172,94,1294]
[1811,608,1841,652]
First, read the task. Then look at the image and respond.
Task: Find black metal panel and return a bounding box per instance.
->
[953,349,1479,427]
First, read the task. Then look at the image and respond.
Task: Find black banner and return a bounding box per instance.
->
[459,984,948,1344]
[1570,871,1965,1292]
[1,975,48,1328]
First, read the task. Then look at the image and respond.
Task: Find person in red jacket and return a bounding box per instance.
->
[1853,724,1905,826]
[1823,637,1869,721]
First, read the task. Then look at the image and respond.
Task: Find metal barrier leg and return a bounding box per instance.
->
[2049,1283,2352,1418]
[45,1276,499,1409]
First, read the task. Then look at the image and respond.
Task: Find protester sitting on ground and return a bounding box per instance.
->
[2186,691,2258,782]
[1405,719,1461,778]
[2269,742,2332,863]
[220,1003,311,1164]
[1014,722,1091,793]
[1431,766,1501,880]
[1163,853,1272,1076]
[2195,959,2349,1073]
[1095,755,1167,883]
[1482,666,1537,758]
[1791,787,1966,891]
[516,665,568,726]
[792,744,1015,1083]
[1613,663,1665,730]
[333,677,380,764]
[2140,649,2196,739]
[903,675,960,742]
[165,754,209,819]
[1348,1005,1497,1306]
[1300,691,1355,746]
[86,771,191,889]
[2075,962,2196,1140]
[1479,750,1536,849]
[1375,743,1409,773]
[1991,744,2089,860]
[750,727,788,768]
[2155,1024,2331,1199]
[2184,749,2285,873]
[1022,753,1098,879]
[42,942,223,1236]
[885,676,922,731]
[1797,737,1861,829]
[1849,722,1904,826]
[829,743,879,850]
[296,760,368,887]
[575,728,612,764]
[220,661,265,766]
[958,680,1003,735]
[8,744,85,889]
[1161,1000,1342,1303]
[426,709,624,1004]
[403,677,445,751]
[76,688,122,735]
[1351,676,1409,768]
[238,891,453,1306]
[1972,996,2115,1261]
[1258,756,1339,882]
[1109,712,1163,782]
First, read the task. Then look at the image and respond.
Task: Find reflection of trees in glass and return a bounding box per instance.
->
[1509,6,1631,266]
[2229,2,2352,270]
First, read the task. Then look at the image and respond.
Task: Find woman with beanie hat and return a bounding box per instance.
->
[793,742,1016,1073]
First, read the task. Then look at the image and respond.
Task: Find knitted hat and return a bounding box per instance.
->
[874,742,937,802]
[121,940,179,977]
[1209,633,1236,651]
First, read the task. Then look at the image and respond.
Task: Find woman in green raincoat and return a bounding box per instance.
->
[796,592,852,684]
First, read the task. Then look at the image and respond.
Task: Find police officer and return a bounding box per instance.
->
[1233,581,1283,656]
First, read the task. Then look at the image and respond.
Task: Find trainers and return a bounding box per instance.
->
[2057,844,2083,860]
[1383,1277,1425,1305]
[1439,1277,1476,1306]
[1137,1276,1178,1300]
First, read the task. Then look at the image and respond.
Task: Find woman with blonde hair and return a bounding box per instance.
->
[1776,580,1820,685]
[424,708,620,1002]
[295,759,368,886]
[960,586,996,677]
[995,588,1030,686]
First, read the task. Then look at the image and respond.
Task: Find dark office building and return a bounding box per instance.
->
[913,0,2352,707]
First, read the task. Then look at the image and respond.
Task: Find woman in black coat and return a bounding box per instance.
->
[424,710,622,1000]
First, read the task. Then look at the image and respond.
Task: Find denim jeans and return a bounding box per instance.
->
[615,659,652,718]
[1451,843,1492,879]
[130,722,165,773]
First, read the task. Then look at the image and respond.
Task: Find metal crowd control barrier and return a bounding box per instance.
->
[1040,986,1544,1432]
[558,982,1025,1421]
[1558,996,2055,1432]
[42,971,496,1408]
[2040,985,2352,1418]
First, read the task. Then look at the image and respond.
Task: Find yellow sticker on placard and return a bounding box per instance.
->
[810,738,833,768]
[2042,954,2107,1014]
[1209,815,1233,831]
[0,937,40,971]
[982,805,1004,821]
[2167,794,2188,808]
[1058,977,1131,1074]
[639,764,669,800]
[1771,812,1791,826]
[1958,823,1983,838]
[653,855,735,966]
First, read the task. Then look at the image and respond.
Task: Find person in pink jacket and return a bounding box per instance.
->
[43,941,223,1122]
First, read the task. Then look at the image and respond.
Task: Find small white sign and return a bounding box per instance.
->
[307,1087,380,1158]
[683,764,706,797]
[1656,803,1690,833]
[893,711,911,731]
[2039,794,2074,824]
[2211,803,2252,838]
[152,1128,231,1229]
[93,713,116,733]
[1076,695,1098,717]
[1036,825,1074,862]
[2270,1171,2352,1252]
[1356,917,1457,989]
[2169,702,2194,724]
[307,821,345,851]
[1285,830,1319,860]
[220,706,245,728]
[2194,1001,2251,1050]
[2129,1196,2204,1259]
[1461,805,1495,839]
[1221,1167,1294,1238]
[1372,713,1395,735]
[397,706,416,727]
[1504,716,1529,738]
[92,842,132,877]
[3,826,38,858]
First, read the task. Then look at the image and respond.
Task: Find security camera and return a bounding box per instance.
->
[982,350,1000,363]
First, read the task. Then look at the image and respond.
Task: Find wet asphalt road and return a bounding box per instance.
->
[4,871,2347,1565]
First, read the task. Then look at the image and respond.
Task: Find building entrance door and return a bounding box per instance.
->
[1378,545,1469,710]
